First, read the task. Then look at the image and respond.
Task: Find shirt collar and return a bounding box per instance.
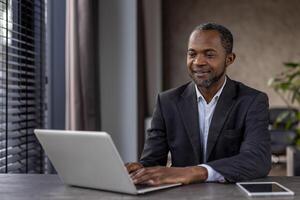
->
[195,76,227,103]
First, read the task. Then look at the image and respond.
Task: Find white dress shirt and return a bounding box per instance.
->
[195,77,227,182]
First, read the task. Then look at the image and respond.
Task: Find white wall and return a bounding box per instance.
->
[99,0,138,162]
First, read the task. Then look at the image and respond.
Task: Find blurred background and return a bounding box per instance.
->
[0,0,299,176]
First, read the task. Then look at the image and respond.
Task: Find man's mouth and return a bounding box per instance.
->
[193,70,210,76]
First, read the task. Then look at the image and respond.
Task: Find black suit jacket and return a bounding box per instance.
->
[140,77,271,182]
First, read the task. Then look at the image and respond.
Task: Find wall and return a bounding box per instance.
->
[99,0,138,162]
[162,0,300,107]
[143,0,163,115]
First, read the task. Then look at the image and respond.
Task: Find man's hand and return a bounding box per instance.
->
[125,162,144,174]
[130,166,208,186]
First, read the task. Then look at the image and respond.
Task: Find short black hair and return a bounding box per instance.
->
[193,23,233,54]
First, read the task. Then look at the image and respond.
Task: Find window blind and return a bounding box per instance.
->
[0,0,46,173]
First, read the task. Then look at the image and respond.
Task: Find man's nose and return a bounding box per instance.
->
[193,55,206,65]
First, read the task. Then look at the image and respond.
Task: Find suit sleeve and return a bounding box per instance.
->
[139,94,169,167]
[207,93,271,182]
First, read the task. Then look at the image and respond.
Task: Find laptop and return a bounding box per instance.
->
[34,129,181,194]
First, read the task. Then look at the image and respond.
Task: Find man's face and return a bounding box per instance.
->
[187,30,234,88]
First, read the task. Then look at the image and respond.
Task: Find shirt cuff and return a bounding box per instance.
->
[199,164,226,183]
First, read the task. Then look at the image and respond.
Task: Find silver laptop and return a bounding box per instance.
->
[34,129,181,194]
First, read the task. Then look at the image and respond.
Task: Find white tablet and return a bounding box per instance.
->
[236,182,295,196]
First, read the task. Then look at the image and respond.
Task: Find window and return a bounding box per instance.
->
[0,0,46,173]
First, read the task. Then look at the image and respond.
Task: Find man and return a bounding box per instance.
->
[126,23,271,186]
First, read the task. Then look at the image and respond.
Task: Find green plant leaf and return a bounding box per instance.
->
[284,62,299,68]
[296,139,300,148]
[278,82,291,90]
[297,111,300,121]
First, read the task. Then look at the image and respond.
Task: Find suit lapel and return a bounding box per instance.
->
[176,82,202,164]
[206,78,237,161]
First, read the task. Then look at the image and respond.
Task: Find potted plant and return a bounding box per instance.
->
[268,62,300,175]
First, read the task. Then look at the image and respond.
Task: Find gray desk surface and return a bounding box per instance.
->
[0,174,299,200]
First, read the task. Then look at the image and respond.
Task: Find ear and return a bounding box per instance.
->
[225,53,236,66]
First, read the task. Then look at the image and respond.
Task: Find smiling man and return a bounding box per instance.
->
[126,23,271,186]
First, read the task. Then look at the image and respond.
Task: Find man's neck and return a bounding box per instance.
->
[197,75,226,103]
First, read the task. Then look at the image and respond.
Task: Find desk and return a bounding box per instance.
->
[0,174,299,200]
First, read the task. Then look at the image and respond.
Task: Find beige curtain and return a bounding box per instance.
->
[65,0,100,130]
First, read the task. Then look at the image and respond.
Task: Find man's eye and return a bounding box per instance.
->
[188,52,196,58]
[206,53,216,58]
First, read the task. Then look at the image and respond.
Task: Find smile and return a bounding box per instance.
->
[193,71,210,76]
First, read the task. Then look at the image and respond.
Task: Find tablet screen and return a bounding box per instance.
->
[241,183,286,193]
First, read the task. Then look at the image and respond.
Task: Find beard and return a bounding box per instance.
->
[190,64,226,89]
